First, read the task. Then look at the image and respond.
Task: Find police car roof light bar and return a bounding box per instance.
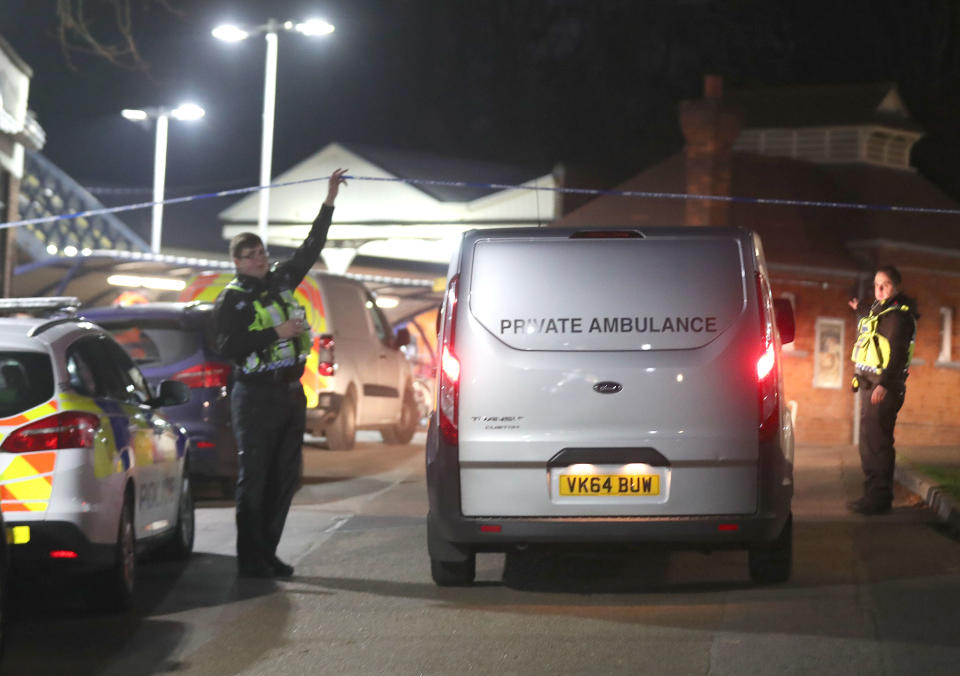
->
[0,296,81,314]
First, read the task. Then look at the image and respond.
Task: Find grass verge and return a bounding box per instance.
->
[911,463,960,503]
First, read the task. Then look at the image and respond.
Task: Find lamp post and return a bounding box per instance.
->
[121,103,205,253]
[213,18,335,247]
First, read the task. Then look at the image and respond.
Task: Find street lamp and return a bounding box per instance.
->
[121,103,206,253]
[213,18,335,246]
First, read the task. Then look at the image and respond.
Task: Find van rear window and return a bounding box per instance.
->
[98,320,206,366]
[0,352,54,417]
[469,236,747,351]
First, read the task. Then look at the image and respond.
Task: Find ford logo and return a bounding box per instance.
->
[593,381,623,394]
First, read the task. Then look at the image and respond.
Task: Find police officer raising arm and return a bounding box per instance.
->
[847,265,918,516]
[214,168,348,578]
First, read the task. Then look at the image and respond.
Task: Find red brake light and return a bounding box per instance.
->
[757,343,775,380]
[49,550,79,559]
[441,345,460,383]
[755,272,779,441]
[173,361,231,389]
[438,275,460,444]
[0,411,100,453]
[317,335,335,376]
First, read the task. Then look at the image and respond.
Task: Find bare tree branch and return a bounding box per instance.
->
[54,0,181,71]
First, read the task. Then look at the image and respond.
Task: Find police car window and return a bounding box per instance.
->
[102,339,151,404]
[0,352,54,417]
[69,336,131,401]
[66,340,105,397]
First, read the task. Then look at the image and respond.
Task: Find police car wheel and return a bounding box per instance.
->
[162,474,195,560]
[89,497,136,611]
[430,555,476,587]
[748,512,792,585]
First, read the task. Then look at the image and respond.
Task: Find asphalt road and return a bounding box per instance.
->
[4,433,960,675]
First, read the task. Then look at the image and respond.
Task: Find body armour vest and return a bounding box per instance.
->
[850,302,916,378]
[226,280,311,376]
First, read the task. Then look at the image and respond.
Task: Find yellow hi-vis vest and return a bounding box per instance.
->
[225,281,311,376]
[850,302,916,376]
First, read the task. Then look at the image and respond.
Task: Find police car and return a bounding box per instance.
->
[0,298,194,610]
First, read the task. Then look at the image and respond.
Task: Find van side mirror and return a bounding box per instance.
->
[773,299,795,345]
[152,379,191,408]
[393,327,411,349]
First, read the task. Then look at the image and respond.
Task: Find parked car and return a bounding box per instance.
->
[427,226,796,586]
[180,272,419,450]
[0,297,193,610]
[80,302,237,495]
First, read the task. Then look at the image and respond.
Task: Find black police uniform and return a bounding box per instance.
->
[213,204,333,576]
[850,293,918,513]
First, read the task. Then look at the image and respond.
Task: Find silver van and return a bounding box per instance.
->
[426,226,796,586]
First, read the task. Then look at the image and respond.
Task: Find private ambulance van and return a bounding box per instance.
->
[180,272,418,450]
[426,226,796,586]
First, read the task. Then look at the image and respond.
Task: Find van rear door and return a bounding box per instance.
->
[456,229,761,518]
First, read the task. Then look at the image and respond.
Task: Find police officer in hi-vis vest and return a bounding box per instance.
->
[847,265,918,516]
[214,168,348,578]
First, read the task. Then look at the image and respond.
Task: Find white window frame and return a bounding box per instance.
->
[813,317,845,389]
[937,306,960,367]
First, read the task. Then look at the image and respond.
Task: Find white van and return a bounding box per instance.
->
[426,226,796,586]
[179,272,418,450]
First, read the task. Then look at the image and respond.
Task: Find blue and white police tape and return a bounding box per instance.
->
[4,172,960,231]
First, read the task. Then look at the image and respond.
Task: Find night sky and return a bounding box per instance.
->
[3,0,960,253]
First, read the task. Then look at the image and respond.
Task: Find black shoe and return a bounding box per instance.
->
[271,557,294,578]
[848,499,891,516]
[846,498,868,512]
[238,563,274,578]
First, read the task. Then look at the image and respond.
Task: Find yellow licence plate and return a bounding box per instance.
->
[559,474,660,497]
[6,525,30,544]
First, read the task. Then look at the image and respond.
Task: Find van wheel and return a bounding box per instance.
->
[88,496,136,611]
[381,386,418,445]
[161,473,195,560]
[748,512,792,585]
[430,554,476,586]
[326,393,356,450]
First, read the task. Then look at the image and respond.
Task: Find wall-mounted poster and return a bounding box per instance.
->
[814,317,845,389]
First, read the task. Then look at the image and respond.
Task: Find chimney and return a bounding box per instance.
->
[679,75,742,226]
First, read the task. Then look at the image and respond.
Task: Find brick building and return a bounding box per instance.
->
[558,77,960,446]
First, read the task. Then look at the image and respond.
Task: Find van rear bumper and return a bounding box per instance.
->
[426,419,792,561]
[306,391,342,428]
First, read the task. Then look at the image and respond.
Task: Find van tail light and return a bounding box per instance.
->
[438,275,460,445]
[317,334,335,377]
[0,412,101,453]
[755,272,779,442]
[173,361,231,389]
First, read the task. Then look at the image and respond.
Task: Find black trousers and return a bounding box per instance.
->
[857,381,906,507]
[231,379,306,570]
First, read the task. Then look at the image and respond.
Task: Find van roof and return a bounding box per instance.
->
[461,225,755,242]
